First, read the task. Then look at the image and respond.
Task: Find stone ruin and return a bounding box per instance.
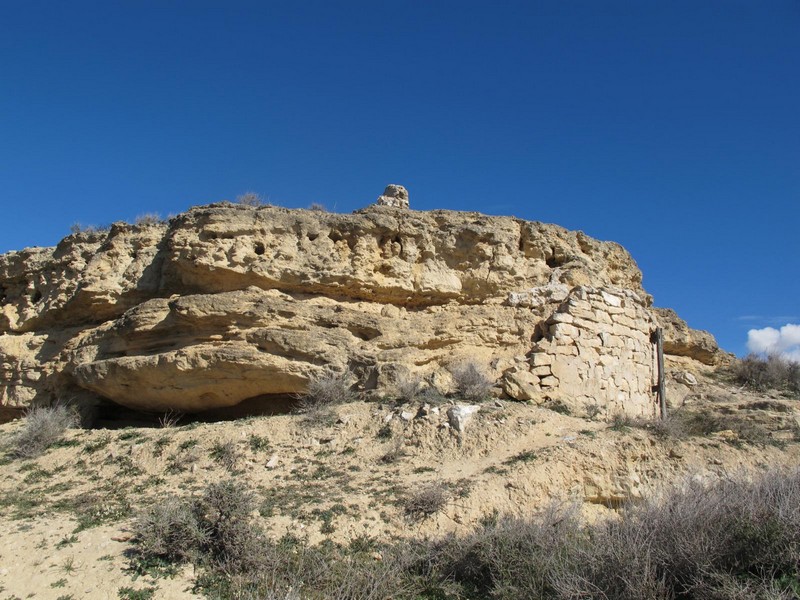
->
[504,285,658,418]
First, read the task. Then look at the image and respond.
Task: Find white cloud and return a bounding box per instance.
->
[747,323,800,362]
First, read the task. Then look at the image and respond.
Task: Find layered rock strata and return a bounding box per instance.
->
[0,203,720,417]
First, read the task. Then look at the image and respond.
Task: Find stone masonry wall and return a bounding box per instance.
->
[503,286,658,418]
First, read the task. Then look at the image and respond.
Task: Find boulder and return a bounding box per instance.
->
[375,184,410,208]
[447,404,480,433]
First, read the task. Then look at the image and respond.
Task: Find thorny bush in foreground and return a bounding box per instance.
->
[131,470,800,599]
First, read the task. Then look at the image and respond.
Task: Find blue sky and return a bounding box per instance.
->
[1,1,798,357]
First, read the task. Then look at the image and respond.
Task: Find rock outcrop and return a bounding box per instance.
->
[375,184,410,209]
[653,307,724,366]
[0,202,721,417]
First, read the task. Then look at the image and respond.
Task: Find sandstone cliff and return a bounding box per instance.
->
[0,202,720,418]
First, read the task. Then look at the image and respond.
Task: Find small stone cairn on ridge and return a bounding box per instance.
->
[376,184,410,209]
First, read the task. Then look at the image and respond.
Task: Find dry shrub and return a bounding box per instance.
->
[648,414,690,439]
[403,482,450,522]
[614,409,773,446]
[451,362,493,401]
[379,439,406,465]
[132,471,800,599]
[134,482,420,599]
[158,410,182,428]
[428,502,584,599]
[132,496,207,564]
[558,470,800,599]
[394,373,425,402]
[664,410,772,445]
[133,480,261,574]
[296,370,355,424]
[424,471,800,599]
[195,481,265,573]
[236,191,264,206]
[734,354,800,396]
[196,536,422,600]
[134,213,163,226]
[11,405,78,458]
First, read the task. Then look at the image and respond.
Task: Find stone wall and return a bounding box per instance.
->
[503,286,658,418]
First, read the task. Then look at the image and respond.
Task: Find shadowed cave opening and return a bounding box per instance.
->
[90,394,300,429]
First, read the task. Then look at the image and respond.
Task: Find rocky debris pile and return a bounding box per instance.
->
[0,202,721,418]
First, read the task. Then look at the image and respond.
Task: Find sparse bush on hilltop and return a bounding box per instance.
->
[734,354,800,395]
[134,212,164,226]
[451,362,494,401]
[11,404,78,458]
[236,191,266,207]
[69,222,109,235]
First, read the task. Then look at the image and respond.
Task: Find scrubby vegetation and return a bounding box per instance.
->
[10,405,78,458]
[296,370,356,424]
[128,470,800,599]
[402,482,450,522]
[422,469,800,599]
[134,212,164,226]
[733,354,800,396]
[236,191,266,206]
[450,362,494,401]
[394,372,425,402]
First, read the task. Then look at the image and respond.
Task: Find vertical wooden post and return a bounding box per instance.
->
[655,327,667,419]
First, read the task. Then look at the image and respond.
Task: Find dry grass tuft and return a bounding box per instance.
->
[296,370,356,425]
[450,362,493,401]
[403,482,450,522]
[11,405,78,458]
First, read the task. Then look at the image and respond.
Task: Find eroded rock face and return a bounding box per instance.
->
[653,308,723,366]
[0,203,721,415]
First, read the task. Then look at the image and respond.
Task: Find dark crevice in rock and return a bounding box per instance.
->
[89,394,299,429]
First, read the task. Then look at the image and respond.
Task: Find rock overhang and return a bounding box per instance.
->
[0,202,720,416]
